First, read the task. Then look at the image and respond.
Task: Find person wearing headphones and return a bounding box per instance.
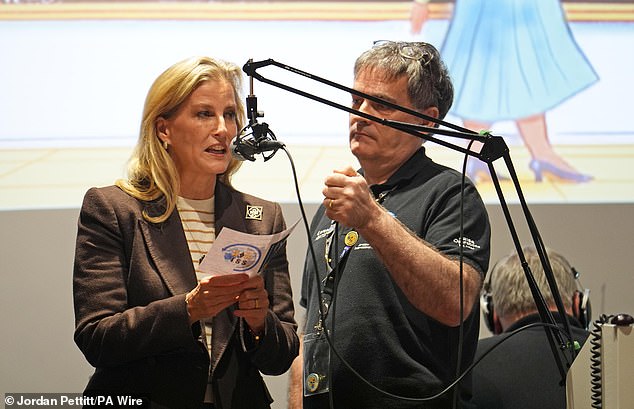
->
[473,245,591,409]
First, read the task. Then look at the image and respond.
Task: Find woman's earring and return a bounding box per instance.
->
[163,140,169,150]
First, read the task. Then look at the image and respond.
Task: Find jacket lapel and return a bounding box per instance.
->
[211,183,250,374]
[139,199,198,296]
[136,186,255,374]
[214,182,248,236]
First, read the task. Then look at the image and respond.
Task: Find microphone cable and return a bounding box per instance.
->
[239,58,496,407]
[275,140,477,408]
[465,321,576,385]
[280,145,471,409]
[240,78,475,405]
[451,142,475,409]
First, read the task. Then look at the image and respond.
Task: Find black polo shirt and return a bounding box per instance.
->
[300,147,491,409]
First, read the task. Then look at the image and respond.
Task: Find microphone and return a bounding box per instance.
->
[231,58,285,162]
[231,124,285,162]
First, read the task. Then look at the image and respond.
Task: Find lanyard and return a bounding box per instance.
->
[314,187,395,332]
[321,223,355,298]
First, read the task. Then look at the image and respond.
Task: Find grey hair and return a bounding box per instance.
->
[485,246,578,318]
[353,41,454,121]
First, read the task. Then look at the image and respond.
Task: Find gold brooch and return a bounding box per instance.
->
[245,205,263,220]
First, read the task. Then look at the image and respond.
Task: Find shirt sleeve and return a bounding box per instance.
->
[421,177,491,275]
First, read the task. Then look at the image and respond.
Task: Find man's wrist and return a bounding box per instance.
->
[357,200,388,235]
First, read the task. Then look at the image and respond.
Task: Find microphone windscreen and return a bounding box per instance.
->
[230,137,247,161]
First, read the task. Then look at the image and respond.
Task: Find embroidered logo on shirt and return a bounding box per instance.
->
[245,205,263,220]
[453,237,481,250]
[314,225,335,241]
[354,243,373,251]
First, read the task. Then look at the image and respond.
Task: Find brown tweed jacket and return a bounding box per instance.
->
[73,182,298,409]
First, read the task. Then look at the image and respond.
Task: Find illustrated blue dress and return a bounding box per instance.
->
[441,0,598,122]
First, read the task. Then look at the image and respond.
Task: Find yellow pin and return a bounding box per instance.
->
[344,231,359,247]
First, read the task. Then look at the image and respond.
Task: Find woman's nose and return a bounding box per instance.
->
[213,115,229,137]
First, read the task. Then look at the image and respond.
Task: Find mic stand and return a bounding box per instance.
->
[233,60,282,162]
[243,58,577,383]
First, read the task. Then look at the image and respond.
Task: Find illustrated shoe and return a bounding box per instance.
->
[529,159,593,183]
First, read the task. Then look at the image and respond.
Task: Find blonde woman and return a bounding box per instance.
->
[73,56,298,409]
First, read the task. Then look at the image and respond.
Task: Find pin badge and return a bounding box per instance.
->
[245,205,263,220]
[306,373,321,393]
[344,231,359,247]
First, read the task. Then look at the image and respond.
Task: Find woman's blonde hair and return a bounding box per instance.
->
[116,56,245,223]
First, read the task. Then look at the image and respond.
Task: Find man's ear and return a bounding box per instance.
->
[421,106,440,127]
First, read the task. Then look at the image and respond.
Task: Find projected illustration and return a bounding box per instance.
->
[0,0,633,208]
[412,0,598,184]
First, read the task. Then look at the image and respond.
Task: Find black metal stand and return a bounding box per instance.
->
[243,58,577,382]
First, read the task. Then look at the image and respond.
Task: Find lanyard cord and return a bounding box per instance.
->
[317,184,398,409]
[319,186,396,324]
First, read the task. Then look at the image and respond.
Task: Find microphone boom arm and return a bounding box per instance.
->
[243,58,577,381]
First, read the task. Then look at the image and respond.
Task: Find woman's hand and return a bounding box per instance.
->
[186,274,269,337]
[234,275,269,336]
[186,273,249,324]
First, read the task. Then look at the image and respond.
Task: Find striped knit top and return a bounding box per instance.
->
[176,196,215,278]
[176,195,215,403]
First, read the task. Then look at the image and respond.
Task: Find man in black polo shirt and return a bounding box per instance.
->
[289,41,491,409]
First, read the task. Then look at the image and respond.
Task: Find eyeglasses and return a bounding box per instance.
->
[373,40,435,67]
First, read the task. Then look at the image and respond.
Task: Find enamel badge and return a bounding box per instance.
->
[245,205,263,220]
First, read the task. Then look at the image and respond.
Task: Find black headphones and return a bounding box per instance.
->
[481,264,591,334]
[570,267,592,331]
